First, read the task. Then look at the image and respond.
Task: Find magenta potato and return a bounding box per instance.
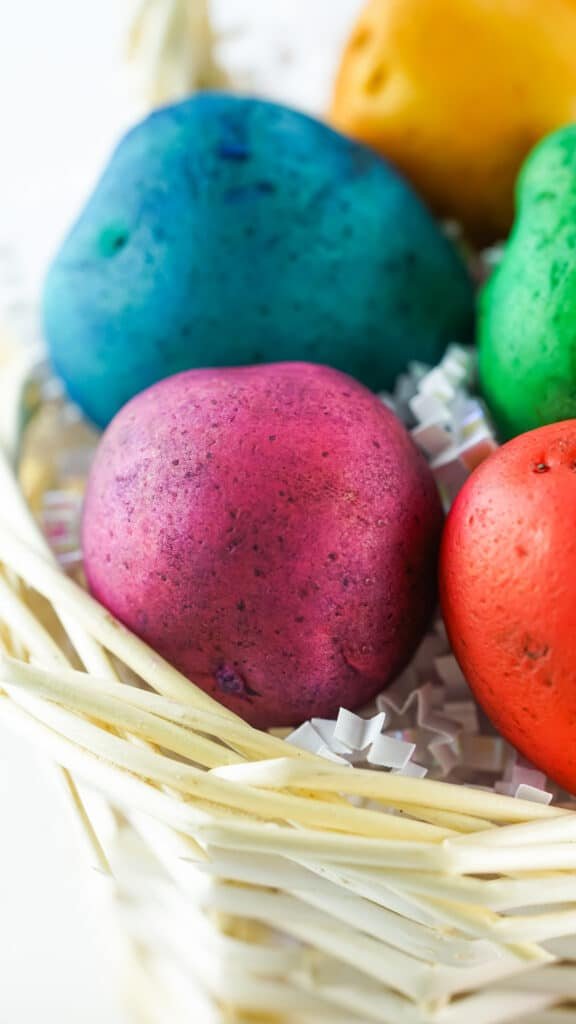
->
[82,363,443,728]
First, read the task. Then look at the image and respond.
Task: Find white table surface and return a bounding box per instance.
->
[0,731,122,1023]
[0,2,361,1021]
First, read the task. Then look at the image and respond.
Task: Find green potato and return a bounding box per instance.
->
[480,125,576,440]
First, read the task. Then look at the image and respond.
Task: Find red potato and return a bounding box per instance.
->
[82,362,443,728]
[441,420,576,792]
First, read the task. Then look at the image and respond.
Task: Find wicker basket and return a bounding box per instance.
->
[0,343,576,1024]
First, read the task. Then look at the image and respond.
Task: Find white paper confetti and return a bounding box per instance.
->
[514,784,553,805]
[310,718,354,757]
[333,709,387,753]
[367,734,416,770]
[315,745,351,766]
[392,761,428,779]
[383,343,498,511]
[284,721,325,755]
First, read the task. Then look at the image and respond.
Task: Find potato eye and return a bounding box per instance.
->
[99,226,129,258]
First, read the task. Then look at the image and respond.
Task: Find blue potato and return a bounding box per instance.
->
[43,93,474,427]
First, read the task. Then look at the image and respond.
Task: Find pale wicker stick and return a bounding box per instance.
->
[0,522,240,712]
[1,570,30,662]
[1,657,244,770]
[0,695,456,867]
[0,522,269,718]
[0,691,309,845]
[439,991,557,1024]
[409,890,550,952]
[447,841,576,874]
[54,767,114,876]
[198,822,455,867]
[0,658,495,833]
[452,813,576,847]
[119,856,545,1024]
[198,849,442,925]
[212,757,565,823]
[127,888,399,1021]
[0,441,242,861]
[0,696,214,840]
[133,880,307,981]
[127,812,219,886]
[0,366,116,864]
[351,984,554,1024]
[0,655,314,764]
[154,892,416,1011]
[205,850,465,937]
[0,576,78,668]
[126,0,229,109]
[388,804,495,832]
[264,883,496,967]
[4,690,421,848]
[133,919,343,1024]
[0,447,117,679]
[200,885,536,1005]
[196,816,576,879]
[492,909,576,944]
[0,524,565,827]
[359,868,576,910]
[293,857,553,962]
[6,663,569,1015]
[292,974,410,1024]
[3,680,242,771]
[0,521,366,778]
[0,509,212,856]
[300,857,502,933]
[212,885,545,984]
[496,966,576,995]
[138,836,486,969]
[0,624,112,874]
[198,847,506,929]
[6,688,454,842]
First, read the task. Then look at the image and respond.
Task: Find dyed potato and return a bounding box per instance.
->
[480,126,576,440]
[331,0,576,243]
[441,421,576,792]
[82,362,443,728]
[43,92,473,428]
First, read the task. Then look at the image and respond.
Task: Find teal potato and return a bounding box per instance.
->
[480,125,576,440]
[43,93,474,428]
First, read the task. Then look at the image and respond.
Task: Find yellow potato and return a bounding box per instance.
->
[331,0,576,243]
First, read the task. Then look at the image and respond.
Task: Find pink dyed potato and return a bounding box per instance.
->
[82,363,443,728]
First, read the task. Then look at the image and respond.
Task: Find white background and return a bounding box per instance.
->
[0,1,361,1022]
[0,0,360,293]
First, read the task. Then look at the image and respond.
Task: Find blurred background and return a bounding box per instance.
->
[0,0,359,298]
[0,1,360,1021]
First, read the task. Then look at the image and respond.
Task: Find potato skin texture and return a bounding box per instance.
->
[441,421,576,792]
[480,126,576,440]
[82,362,443,728]
[43,92,473,429]
[331,0,576,244]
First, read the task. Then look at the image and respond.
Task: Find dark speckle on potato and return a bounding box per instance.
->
[82,362,443,728]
